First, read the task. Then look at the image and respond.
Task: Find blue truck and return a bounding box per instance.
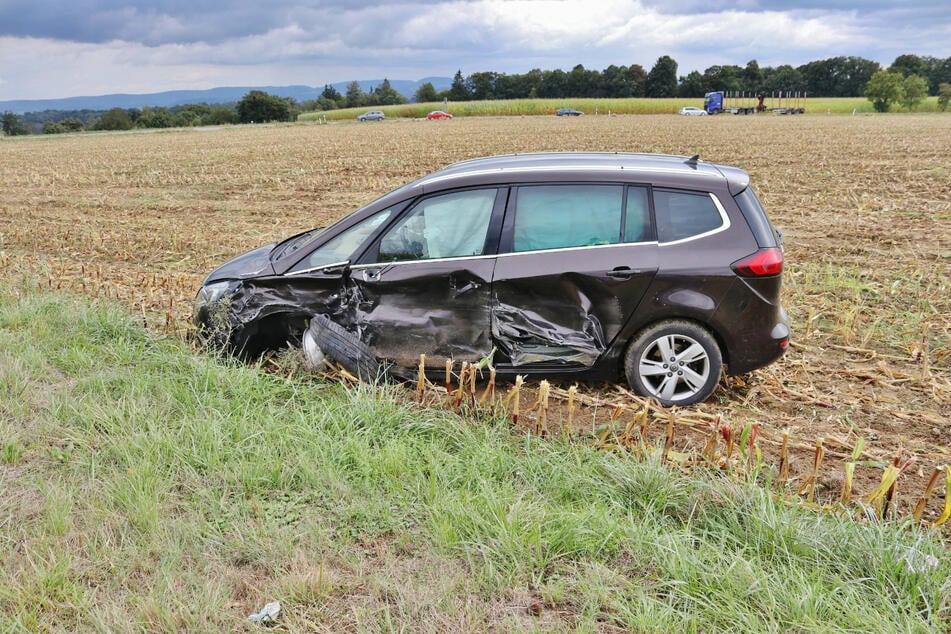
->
[704,91,805,115]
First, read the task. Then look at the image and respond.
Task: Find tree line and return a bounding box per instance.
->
[302,79,407,112]
[3,53,949,136]
[1,83,405,135]
[286,53,951,113]
[418,54,950,103]
[1,90,293,136]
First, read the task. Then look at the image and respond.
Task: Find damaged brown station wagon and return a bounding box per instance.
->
[195,152,789,406]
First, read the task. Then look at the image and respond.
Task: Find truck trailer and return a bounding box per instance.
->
[703,91,806,115]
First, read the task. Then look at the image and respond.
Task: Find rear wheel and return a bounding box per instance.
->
[624,320,722,407]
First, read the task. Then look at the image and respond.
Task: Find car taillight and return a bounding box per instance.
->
[731,248,783,277]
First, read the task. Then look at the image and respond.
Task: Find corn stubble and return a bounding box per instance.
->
[410,355,948,528]
[1,114,948,523]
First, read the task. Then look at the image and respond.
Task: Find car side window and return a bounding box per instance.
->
[653,189,724,243]
[513,185,623,252]
[289,209,392,272]
[377,189,497,262]
[623,186,651,242]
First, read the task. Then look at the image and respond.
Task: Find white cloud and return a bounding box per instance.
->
[482,0,638,47]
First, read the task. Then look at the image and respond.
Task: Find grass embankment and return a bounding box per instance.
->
[2,290,949,631]
[299,97,944,121]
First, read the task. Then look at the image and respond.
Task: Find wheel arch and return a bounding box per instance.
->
[620,317,726,406]
[232,311,308,359]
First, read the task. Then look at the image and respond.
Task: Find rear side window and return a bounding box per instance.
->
[512,184,623,252]
[624,186,652,242]
[654,190,725,243]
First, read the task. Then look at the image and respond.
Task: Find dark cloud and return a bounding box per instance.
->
[0,0,448,45]
[0,1,948,101]
[0,1,270,44]
[2,0,947,53]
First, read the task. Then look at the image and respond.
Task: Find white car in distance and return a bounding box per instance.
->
[679,106,708,116]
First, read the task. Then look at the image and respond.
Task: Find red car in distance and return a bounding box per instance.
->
[426,110,453,120]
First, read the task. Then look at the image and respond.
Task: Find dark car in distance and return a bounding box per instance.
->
[195,152,789,406]
[555,108,584,116]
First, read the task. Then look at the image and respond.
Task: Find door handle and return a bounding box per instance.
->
[606,266,638,279]
[321,262,350,276]
[361,268,383,281]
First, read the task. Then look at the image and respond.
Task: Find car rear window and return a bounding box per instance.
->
[733,187,778,248]
[654,189,725,243]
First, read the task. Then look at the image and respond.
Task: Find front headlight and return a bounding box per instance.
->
[196,280,239,307]
[194,280,240,329]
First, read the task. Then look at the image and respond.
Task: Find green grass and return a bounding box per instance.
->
[1,289,949,631]
[299,97,947,122]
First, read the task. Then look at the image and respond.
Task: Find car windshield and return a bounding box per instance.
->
[270,228,325,261]
[290,208,394,272]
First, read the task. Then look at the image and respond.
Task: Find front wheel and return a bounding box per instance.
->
[308,314,380,381]
[624,320,722,407]
[301,322,326,371]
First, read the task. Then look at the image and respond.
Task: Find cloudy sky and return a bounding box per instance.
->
[1,0,949,100]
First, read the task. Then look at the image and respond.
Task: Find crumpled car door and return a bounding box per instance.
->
[345,187,506,368]
[491,183,659,367]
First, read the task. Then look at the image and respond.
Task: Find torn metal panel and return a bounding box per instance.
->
[492,297,607,366]
[226,275,342,328]
[491,245,658,367]
[194,273,345,356]
[345,259,496,367]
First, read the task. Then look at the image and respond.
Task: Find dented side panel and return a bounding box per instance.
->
[491,245,658,366]
[346,258,497,367]
[230,274,343,326]
[222,273,345,352]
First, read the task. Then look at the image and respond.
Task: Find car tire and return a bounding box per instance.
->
[624,320,722,407]
[301,322,326,371]
[310,314,380,381]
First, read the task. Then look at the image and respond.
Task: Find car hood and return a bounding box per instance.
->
[202,243,277,284]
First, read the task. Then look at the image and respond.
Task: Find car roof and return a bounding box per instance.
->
[353,152,752,225]
[411,152,750,194]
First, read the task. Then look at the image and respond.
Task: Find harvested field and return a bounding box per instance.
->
[1,114,949,514]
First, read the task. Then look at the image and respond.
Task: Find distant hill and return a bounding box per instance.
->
[0,77,453,115]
